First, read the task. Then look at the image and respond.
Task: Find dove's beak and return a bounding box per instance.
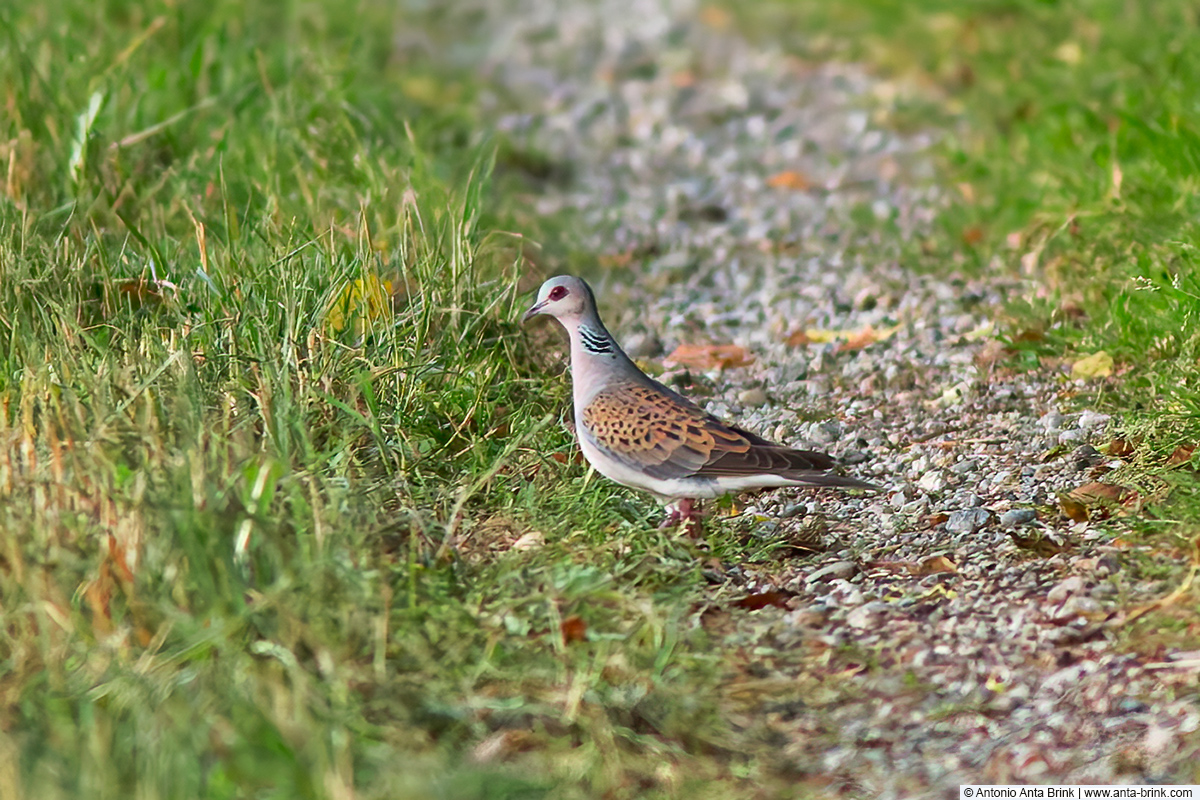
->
[521,300,546,323]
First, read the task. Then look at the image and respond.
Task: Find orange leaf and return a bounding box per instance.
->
[560,615,587,644]
[839,325,884,352]
[1058,496,1090,523]
[917,556,958,576]
[766,170,812,191]
[664,343,755,370]
[699,5,731,29]
[783,329,809,347]
[1069,482,1130,505]
[1166,444,1197,469]
[731,590,792,610]
[1105,438,1135,458]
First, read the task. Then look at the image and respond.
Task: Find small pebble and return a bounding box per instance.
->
[1046,575,1086,604]
[846,601,889,630]
[1040,411,1065,432]
[806,561,857,584]
[1077,410,1111,431]
[1058,429,1086,444]
[946,507,992,533]
[738,386,768,407]
[917,471,946,493]
[1072,444,1104,470]
[807,420,843,444]
[623,331,662,358]
[1000,509,1038,527]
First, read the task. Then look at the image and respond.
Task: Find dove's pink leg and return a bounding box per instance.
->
[660,498,702,536]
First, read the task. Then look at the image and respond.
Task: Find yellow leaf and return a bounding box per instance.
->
[799,325,901,348]
[804,328,841,344]
[327,275,393,335]
[1054,41,1083,65]
[1071,351,1113,379]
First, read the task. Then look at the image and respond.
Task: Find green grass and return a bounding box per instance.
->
[0,1,782,796]
[7,0,1200,795]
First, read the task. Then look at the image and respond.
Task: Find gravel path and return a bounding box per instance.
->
[466,0,1199,791]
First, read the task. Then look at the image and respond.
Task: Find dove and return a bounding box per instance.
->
[523,275,877,528]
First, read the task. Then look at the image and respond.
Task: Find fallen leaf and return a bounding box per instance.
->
[1058,495,1090,523]
[1055,40,1083,65]
[961,226,984,245]
[918,555,958,576]
[1166,444,1197,469]
[1070,482,1130,505]
[790,325,900,351]
[783,328,809,347]
[327,275,393,334]
[560,615,587,644]
[1071,351,1114,380]
[766,170,812,191]
[1008,530,1074,557]
[1011,328,1045,344]
[804,328,841,344]
[699,5,731,29]
[839,324,900,352]
[1105,438,1135,458]
[664,343,755,370]
[731,590,793,611]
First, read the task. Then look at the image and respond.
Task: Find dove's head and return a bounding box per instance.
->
[522,276,596,326]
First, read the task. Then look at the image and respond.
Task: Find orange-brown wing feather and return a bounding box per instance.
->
[581,382,748,480]
[581,381,875,488]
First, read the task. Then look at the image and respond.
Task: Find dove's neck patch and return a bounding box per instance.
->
[579,324,616,355]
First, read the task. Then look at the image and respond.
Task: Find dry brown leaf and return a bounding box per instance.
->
[1012,328,1045,344]
[1070,482,1130,505]
[1166,444,1197,469]
[783,328,810,347]
[664,343,755,370]
[731,590,793,611]
[961,226,984,246]
[1058,495,1090,523]
[560,615,587,644]
[1106,438,1135,458]
[1008,530,1074,557]
[766,170,812,191]
[918,555,958,576]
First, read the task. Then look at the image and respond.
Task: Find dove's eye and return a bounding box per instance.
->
[548,285,569,301]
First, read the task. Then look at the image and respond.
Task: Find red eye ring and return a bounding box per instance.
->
[548,285,568,301]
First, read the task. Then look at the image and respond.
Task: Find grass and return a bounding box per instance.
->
[0,1,773,796]
[5,0,1200,795]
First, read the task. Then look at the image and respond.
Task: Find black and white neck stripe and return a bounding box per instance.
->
[579,324,616,355]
